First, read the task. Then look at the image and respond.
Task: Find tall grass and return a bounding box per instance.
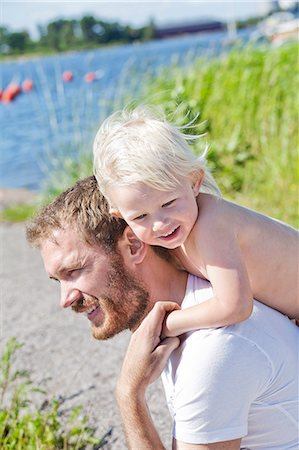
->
[140,42,298,226]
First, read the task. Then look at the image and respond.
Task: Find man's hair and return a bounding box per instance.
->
[93,105,221,208]
[26,176,127,251]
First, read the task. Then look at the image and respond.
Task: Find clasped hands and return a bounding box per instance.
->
[116,301,181,400]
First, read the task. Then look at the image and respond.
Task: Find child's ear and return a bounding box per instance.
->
[117,226,147,266]
[109,207,123,218]
[191,169,204,196]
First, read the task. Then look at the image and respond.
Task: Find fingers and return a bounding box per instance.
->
[157,336,180,355]
[138,301,180,334]
[151,336,180,374]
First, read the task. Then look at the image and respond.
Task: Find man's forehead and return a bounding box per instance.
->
[41,227,75,249]
[40,227,106,271]
[40,228,81,271]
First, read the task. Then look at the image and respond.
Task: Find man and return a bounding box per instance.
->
[27,176,299,450]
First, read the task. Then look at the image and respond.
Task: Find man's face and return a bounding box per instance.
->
[40,227,151,340]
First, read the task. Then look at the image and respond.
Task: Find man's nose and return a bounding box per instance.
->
[60,286,81,308]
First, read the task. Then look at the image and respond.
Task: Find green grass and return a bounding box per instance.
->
[0,338,106,449]
[0,204,38,223]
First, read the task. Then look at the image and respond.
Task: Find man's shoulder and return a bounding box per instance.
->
[180,278,298,376]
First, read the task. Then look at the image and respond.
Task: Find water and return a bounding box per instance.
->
[0,29,250,191]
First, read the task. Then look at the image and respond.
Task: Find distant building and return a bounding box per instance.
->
[155,20,225,39]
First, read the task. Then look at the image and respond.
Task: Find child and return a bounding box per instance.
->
[93,106,299,335]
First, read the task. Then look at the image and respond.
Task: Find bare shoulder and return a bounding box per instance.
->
[187,195,235,252]
[194,195,298,252]
[195,194,233,232]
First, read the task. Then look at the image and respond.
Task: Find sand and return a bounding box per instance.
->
[0,222,172,449]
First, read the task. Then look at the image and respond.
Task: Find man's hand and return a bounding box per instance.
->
[116,301,180,450]
[117,301,180,399]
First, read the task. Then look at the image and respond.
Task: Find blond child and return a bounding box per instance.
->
[93,106,299,335]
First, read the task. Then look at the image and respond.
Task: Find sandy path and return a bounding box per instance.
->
[0,223,172,449]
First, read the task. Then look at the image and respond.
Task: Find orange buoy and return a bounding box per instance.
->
[2,83,21,103]
[62,71,73,82]
[84,72,96,83]
[0,89,3,101]
[22,79,33,92]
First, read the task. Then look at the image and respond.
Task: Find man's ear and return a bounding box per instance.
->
[117,226,147,266]
[191,169,204,196]
[109,207,123,218]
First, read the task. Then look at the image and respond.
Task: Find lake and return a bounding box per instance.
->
[0,29,250,191]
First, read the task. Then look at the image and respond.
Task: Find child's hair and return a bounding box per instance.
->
[93,105,221,207]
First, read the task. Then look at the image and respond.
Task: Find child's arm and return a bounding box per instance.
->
[163,216,253,336]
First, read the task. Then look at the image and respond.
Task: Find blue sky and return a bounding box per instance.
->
[1,1,273,39]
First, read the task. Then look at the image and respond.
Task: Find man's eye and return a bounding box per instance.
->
[162,199,175,207]
[134,214,147,221]
[69,268,82,276]
[50,277,60,284]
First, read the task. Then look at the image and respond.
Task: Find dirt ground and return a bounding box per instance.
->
[0,222,172,449]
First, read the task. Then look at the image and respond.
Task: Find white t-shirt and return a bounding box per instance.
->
[161,275,299,449]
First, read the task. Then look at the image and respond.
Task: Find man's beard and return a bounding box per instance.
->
[72,254,151,340]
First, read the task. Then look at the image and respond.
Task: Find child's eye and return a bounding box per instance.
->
[162,199,175,207]
[134,214,147,221]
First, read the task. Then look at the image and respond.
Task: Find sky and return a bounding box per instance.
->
[0,1,274,39]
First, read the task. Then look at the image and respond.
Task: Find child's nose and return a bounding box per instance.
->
[152,217,167,232]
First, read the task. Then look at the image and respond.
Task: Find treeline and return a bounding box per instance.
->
[0,16,155,55]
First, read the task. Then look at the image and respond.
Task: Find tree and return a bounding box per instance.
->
[0,26,10,53]
[80,16,98,42]
[46,20,63,50]
[7,31,31,53]
[140,19,155,41]
[59,20,77,50]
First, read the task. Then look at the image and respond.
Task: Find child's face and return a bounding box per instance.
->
[108,177,200,249]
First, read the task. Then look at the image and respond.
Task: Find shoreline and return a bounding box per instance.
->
[0,40,143,64]
[0,26,242,65]
[0,187,38,210]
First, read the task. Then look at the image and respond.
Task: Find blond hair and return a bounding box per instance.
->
[93,105,220,207]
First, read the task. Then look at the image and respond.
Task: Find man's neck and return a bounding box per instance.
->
[142,249,188,307]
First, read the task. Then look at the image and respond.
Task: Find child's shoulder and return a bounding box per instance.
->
[197,194,245,217]
[195,194,242,234]
[196,193,226,219]
[189,195,237,252]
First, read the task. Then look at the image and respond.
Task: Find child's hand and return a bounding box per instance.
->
[161,307,184,338]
